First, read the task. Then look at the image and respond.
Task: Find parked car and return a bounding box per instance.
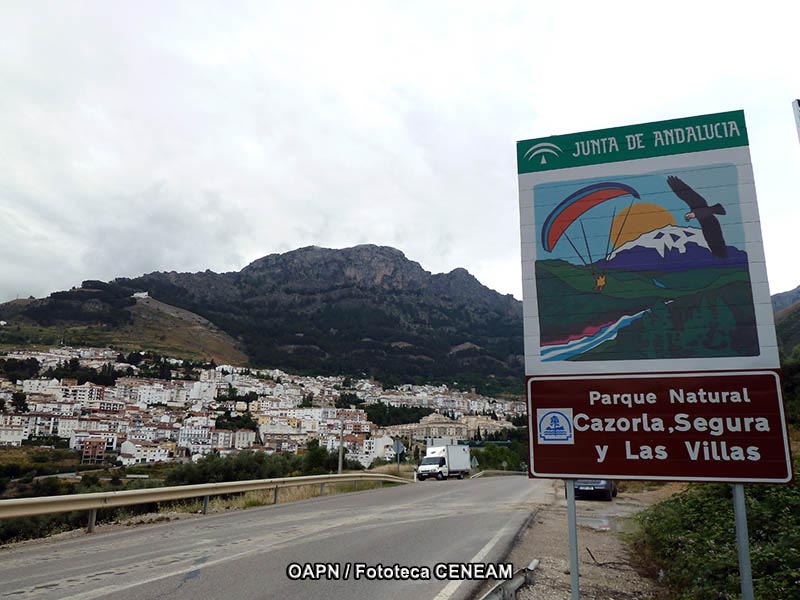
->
[568,479,618,501]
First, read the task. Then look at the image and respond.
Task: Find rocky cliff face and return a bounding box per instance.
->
[116,245,524,392]
[773,285,800,314]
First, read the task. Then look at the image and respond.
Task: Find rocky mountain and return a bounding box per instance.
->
[600,225,747,272]
[109,245,524,392]
[772,285,800,314]
[7,242,800,386]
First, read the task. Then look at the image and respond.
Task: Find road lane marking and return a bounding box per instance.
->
[431,522,515,600]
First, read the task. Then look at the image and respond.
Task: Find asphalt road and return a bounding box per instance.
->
[0,477,550,600]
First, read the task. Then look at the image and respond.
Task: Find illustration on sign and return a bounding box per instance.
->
[534,165,757,362]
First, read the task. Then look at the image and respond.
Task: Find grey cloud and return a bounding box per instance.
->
[1,2,799,303]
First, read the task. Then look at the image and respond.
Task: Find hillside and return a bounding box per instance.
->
[0,246,524,393]
[4,245,800,382]
[114,245,524,392]
[775,301,800,357]
[0,286,247,365]
[772,285,800,313]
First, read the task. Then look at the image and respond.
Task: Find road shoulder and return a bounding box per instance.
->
[492,480,677,600]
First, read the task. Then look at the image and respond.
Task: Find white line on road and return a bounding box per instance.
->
[431,522,515,600]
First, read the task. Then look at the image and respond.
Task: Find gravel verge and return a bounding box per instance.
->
[478,479,683,600]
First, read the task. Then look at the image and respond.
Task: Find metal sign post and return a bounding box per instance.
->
[393,439,405,473]
[337,419,344,474]
[733,484,755,600]
[565,480,580,600]
[793,99,800,143]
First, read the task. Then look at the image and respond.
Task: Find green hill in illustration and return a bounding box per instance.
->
[536,258,758,360]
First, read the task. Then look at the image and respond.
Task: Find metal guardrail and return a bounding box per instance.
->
[470,470,528,479]
[0,473,411,531]
[478,559,540,600]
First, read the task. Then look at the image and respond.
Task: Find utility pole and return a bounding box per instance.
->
[337,418,344,474]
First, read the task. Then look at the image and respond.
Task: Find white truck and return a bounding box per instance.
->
[417,445,471,480]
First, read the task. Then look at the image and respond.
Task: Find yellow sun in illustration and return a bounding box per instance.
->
[609,202,675,249]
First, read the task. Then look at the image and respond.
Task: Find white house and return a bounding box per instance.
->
[22,378,61,395]
[119,439,170,465]
[0,425,24,446]
[234,429,256,449]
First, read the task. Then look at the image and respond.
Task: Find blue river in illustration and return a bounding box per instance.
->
[540,308,651,361]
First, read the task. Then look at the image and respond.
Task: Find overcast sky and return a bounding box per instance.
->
[1,1,799,303]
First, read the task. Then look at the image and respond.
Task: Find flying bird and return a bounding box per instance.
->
[666,175,728,258]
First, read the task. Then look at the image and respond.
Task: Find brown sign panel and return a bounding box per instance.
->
[528,370,793,483]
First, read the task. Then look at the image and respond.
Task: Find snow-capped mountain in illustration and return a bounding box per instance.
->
[597,225,748,273]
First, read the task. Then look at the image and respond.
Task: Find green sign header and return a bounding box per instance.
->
[517,110,748,174]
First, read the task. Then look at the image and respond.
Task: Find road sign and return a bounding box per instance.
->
[471,456,479,468]
[393,439,405,455]
[517,110,793,483]
[530,371,790,482]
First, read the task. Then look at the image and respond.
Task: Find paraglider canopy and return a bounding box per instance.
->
[541,182,640,252]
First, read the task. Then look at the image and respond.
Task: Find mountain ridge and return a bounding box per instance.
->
[109,244,523,391]
[3,243,800,384]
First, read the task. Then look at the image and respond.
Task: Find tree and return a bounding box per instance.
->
[242,391,259,412]
[158,362,172,380]
[302,440,328,475]
[510,414,527,427]
[80,473,100,488]
[11,392,29,413]
[335,392,362,408]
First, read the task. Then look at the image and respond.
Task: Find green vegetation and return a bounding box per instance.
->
[632,462,800,600]
[11,392,28,412]
[214,411,259,432]
[41,358,120,385]
[0,474,162,544]
[0,284,248,365]
[22,282,136,327]
[0,445,366,544]
[164,444,363,487]
[335,392,363,408]
[363,401,434,426]
[0,446,80,485]
[113,259,524,393]
[471,427,528,471]
[776,301,800,357]
[165,450,301,485]
[782,358,800,426]
[0,358,40,381]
